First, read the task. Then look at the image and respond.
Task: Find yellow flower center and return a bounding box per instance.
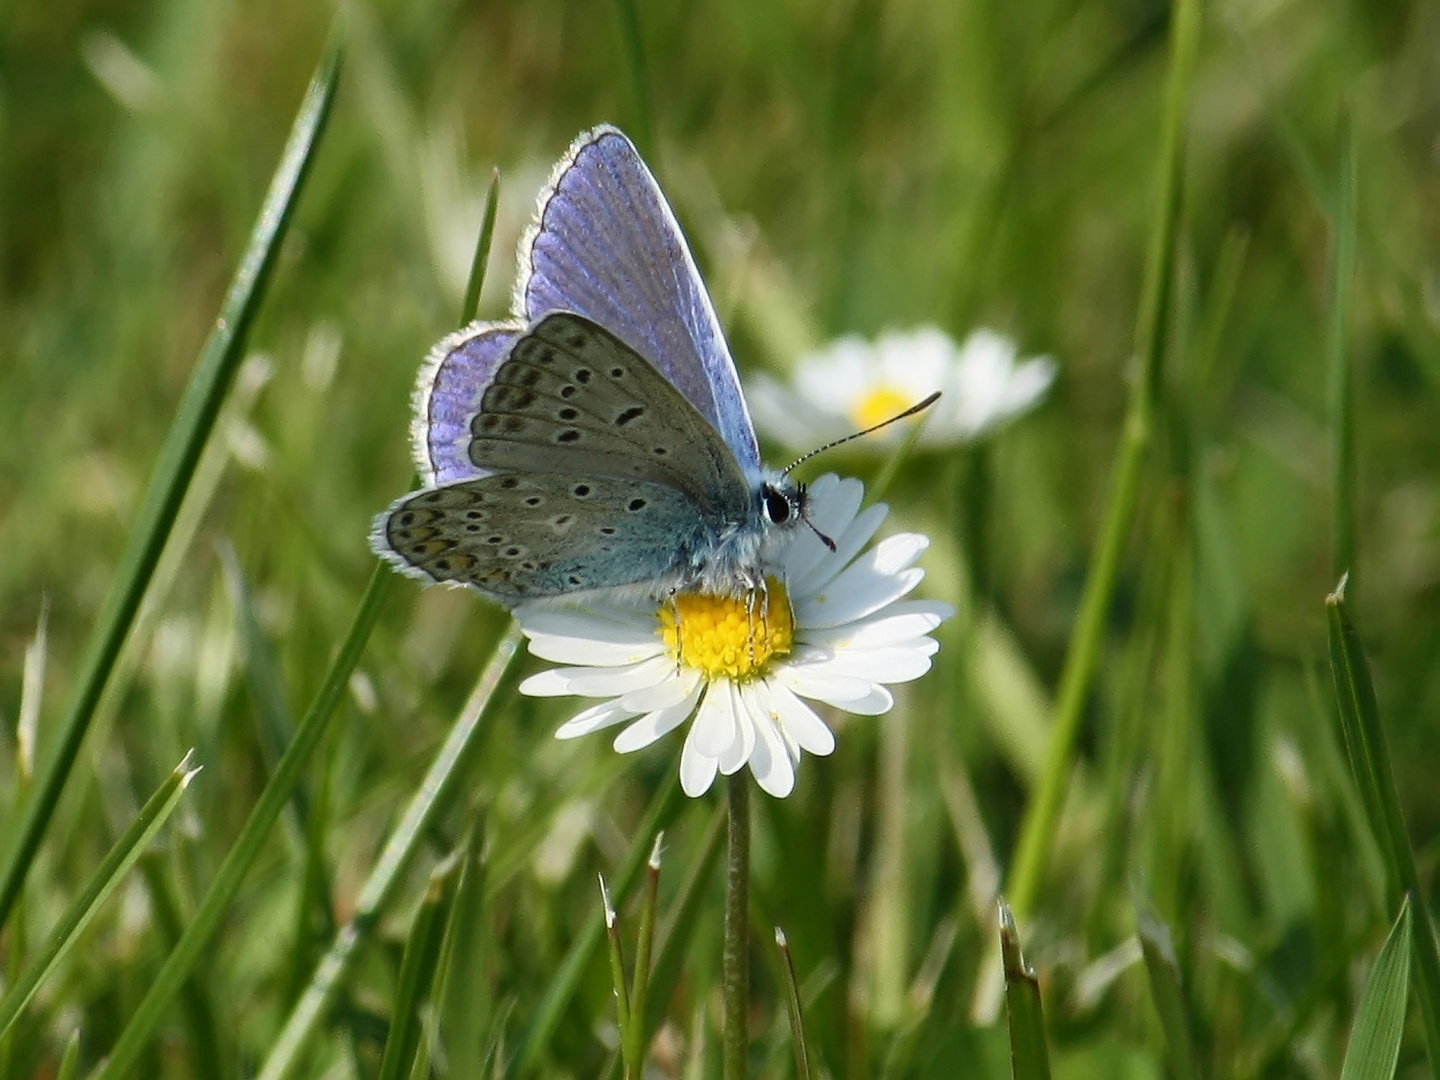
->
[659,578,794,681]
[852,385,913,432]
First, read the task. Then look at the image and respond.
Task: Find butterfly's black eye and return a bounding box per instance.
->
[763,487,792,525]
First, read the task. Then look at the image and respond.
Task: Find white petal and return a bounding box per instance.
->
[524,629,666,666]
[766,680,836,756]
[619,667,701,712]
[717,682,756,775]
[944,331,1056,437]
[804,474,865,537]
[999,358,1056,415]
[796,338,873,412]
[767,474,858,579]
[555,698,638,740]
[519,668,579,697]
[843,684,895,715]
[679,727,719,797]
[796,558,925,630]
[784,488,879,589]
[775,665,879,707]
[800,600,954,650]
[560,654,678,697]
[874,532,930,574]
[742,684,795,797]
[787,506,889,602]
[613,679,705,753]
[878,326,956,394]
[801,641,939,684]
[692,680,740,758]
[803,472,844,503]
[514,603,653,636]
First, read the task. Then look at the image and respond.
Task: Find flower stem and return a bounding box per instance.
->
[722,776,751,1080]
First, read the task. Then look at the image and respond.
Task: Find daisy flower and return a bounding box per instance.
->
[748,326,1056,450]
[514,475,954,797]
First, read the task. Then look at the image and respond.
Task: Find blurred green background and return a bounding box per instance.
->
[4,0,1440,1075]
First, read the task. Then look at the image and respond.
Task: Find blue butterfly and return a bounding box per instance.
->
[371,126,819,604]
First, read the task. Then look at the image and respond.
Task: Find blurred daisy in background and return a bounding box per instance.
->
[514,476,953,798]
[748,326,1056,450]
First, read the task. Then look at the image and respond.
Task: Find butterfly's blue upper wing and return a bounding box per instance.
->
[516,126,762,478]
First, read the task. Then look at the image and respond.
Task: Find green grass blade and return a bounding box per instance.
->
[1326,593,1388,857]
[16,599,48,785]
[219,544,303,823]
[1006,0,1200,922]
[511,771,689,1074]
[92,565,391,1080]
[600,874,633,1052]
[1327,111,1357,588]
[0,608,46,1079]
[55,1031,80,1080]
[999,899,1052,1080]
[377,857,460,1080]
[136,854,228,1080]
[460,169,501,327]
[1133,886,1200,1080]
[600,807,726,1080]
[221,541,339,1002]
[1227,25,1332,219]
[1341,897,1412,1080]
[435,817,491,1080]
[644,806,724,1037]
[622,836,663,1072]
[1327,583,1440,1067]
[775,928,813,1080]
[256,623,522,1080]
[0,752,200,1039]
[0,21,344,934]
[220,545,322,850]
[612,0,656,166]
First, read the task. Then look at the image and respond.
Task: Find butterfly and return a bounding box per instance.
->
[371,126,829,605]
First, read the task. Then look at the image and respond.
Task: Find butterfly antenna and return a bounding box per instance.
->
[780,391,942,476]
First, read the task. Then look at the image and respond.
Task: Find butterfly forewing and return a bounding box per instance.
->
[383,474,712,599]
[466,312,752,519]
[519,127,761,475]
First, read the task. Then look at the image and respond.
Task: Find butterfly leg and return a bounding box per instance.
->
[668,588,684,675]
[745,576,771,663]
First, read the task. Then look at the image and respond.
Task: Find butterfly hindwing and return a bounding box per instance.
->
[467,312,752,519]
[519,127,761,476]
[414,324,521,486]
[380,473,711,600]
